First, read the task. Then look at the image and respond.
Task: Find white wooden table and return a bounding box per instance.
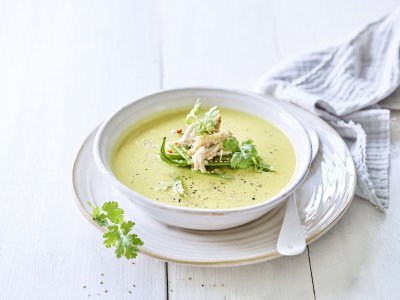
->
[1,1,399,299]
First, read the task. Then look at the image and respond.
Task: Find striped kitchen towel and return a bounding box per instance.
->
[255,8,400,210]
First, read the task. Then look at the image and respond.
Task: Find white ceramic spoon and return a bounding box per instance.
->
[277,128,319,256]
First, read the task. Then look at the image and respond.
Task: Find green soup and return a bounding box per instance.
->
[111,108,296,209]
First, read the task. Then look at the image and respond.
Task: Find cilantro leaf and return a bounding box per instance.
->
[114,221,143,259]
[89,201,143,260]
[184,99,221,135]
[102,201,124,224]
[103,225,120,248]
[89,202,108,226]
[230,152,254,169]
[196,106,220,135]
[186,98,201,124]
[240,140,258,155]
[115,234,143,259]
[229,140,272,172]
[223,137,240,152]
[230,140,258,169]
[120,220,134,234]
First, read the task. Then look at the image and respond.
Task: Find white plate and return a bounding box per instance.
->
[72,102,356,267]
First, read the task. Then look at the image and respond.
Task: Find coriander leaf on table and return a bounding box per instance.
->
[88,201,143,260]
[105,221,143,259]
[103,225,121,247]
[116,221,142,259]
[88,202,108,226]
[102,201,124,224]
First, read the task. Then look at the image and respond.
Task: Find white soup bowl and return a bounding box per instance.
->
[93,88,312,230]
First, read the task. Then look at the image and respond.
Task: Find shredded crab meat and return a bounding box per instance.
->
[212,114,222,132]
[178,123,197,147]
[175,109,232,173]
[189,131,232,172]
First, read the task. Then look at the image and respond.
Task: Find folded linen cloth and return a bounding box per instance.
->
[255,8,400,210]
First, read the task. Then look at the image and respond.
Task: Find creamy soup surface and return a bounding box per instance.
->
[111,108,296,209]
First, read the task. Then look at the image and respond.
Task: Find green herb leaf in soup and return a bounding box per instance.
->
[223,137,240,153]
[185,98,201,124]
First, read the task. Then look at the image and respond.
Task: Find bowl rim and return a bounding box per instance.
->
[93,87,312,215]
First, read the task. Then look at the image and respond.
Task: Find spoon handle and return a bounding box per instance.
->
[277,193,306,256]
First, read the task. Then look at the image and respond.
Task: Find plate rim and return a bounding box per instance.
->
[72,97,356,267]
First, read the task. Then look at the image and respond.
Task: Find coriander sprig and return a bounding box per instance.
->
[88,201,143,259]
[229,139,273,172]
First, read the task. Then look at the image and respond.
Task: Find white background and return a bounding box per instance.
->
[1,0,400,299]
